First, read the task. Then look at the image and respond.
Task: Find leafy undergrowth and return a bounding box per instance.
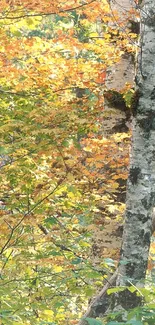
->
[83,284,155,325]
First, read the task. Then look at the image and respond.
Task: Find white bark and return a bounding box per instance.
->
[117,0,155,287]
[79,1,155,321]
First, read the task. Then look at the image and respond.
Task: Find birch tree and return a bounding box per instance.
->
[79,0,155,321]
[117,0,155,289]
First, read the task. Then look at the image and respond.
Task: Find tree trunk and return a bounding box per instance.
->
[117,0,155,290]
[79,0,155,322]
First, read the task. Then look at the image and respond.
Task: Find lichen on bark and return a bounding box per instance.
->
[117,0,155,290]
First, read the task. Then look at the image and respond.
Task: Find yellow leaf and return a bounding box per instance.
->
[44,310,54,316]
[89,32,99,37]
[53,265,63,273]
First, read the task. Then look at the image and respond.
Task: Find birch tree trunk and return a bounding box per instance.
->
[79,1,155,322]
[117,0,155,291]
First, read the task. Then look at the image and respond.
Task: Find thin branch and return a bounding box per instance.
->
[0,88,37,97]
[0,0,96,20]
[0,273,67,286]
[38,224,79,254]
[0,177,66,255]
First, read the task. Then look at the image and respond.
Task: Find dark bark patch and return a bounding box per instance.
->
[150,87,155,100]
[145,12,155,28]
[116,288,142,310]
[144,231,151,246]
[93,295,109,316]
[130,89,142,116]
[113,225,124,237]
[138,114,155,133]
[75,87,86,98]
[126,261,135,277]
[137,212,148,223]
[129,167,141,185]
[138,117,151,133]
[128,20,140,34]
[112,120,129,133]
[141,197,150,210]
[104,90,126,111]
[151,192,155,206]
[138,214,148,223]
[140,229,145,237]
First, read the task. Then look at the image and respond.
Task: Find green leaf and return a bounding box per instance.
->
[61,139,70,147]
[0,146,7,154]
[48,250,62,256]
[119,259,129,266]
[0,310,12,316]
[85,271,101,279]
[39,321,56,325]
[44,217,58,225]
[128,286,136,293]
[107,287,125,295]
[12,30,22,37]
[71,257,82,264]
[84,317,103,325]
[103,258,115,267]
[84,287,95,297]
[67,185,77,193]
[106,322,125,325]
[127,321,143,325]
[123,89,134,107]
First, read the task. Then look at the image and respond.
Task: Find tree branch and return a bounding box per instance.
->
[0,0,96,20]
[78,269,118,325]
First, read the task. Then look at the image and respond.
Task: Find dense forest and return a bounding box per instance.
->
[1,0,155,324]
